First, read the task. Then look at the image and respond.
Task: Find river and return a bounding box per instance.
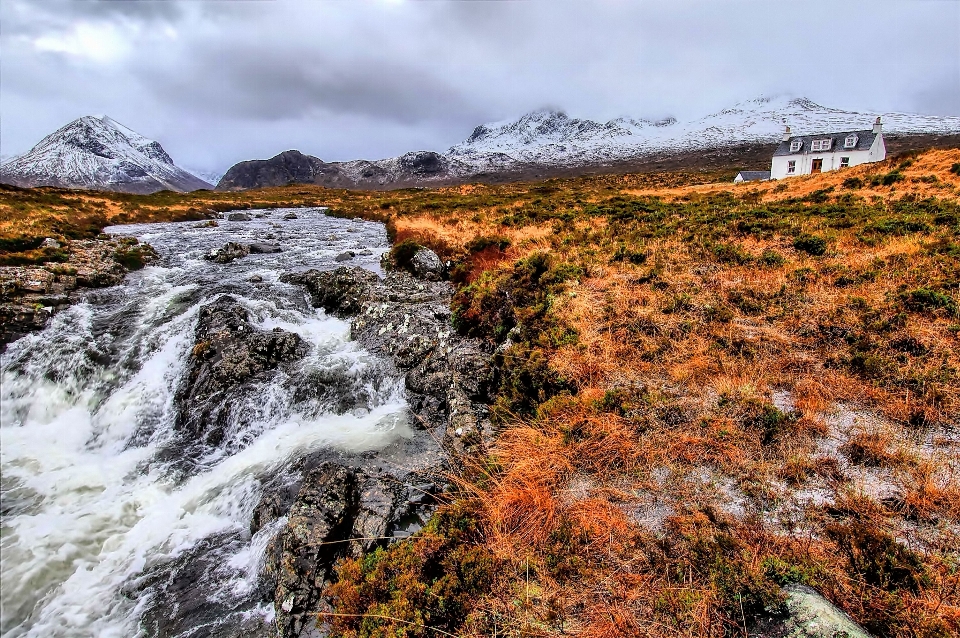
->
[0,209,414,637]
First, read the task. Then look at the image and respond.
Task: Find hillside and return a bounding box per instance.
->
[0,116,212,194]
[1,144,958,637]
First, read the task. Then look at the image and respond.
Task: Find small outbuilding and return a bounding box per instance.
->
[734,171,771,183]
[771,118,886,179]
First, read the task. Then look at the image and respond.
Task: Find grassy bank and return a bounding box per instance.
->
[3,149,958,636]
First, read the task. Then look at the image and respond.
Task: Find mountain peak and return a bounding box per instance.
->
[0,116,210,194]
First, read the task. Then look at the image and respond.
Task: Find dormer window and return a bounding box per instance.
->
[844,134,858,149]
[811,139,832,152]
[790,140,802,153]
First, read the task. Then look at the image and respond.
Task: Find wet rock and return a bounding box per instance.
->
[265,463,358,638]
[193,220,219,228]
[283,213,298,220]
[258,463,411,638]
[280,267,378,318]
[227,212,253,222]
[175,295,308,444]
[410,248,444,281]
[134,531,275,638]
[334,251,355,262]
[205,242,250,264]
[283,266,494,454]
[0,237,157,350]
[249,242,282,254]
[751,584,873,638]
[248,274,264,283]
[0,303,54,346]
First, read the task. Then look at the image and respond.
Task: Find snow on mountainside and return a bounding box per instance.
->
[215,95,960,191]
[0,116,212,194]
[447,95,960,171]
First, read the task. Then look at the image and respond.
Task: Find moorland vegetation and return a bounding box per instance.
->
[2,149,958,637]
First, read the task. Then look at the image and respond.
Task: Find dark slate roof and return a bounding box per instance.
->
[736,171,771,181]
[773,129,878,157]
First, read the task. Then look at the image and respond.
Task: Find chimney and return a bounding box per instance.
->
[782,125,792,142]
[873,117,882,134]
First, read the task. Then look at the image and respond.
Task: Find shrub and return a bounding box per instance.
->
[465,235,510,253]
[760,249,785,267]
[950,162,960,176]
[327,503,497,638]
[843,177,864,189]
[386,238,422,273]
[826,521,929,593]
[610,244,647,265]
[870,171,905,187]
[709,242,752,265]
[901,288,958,315]
[793,235,827,256]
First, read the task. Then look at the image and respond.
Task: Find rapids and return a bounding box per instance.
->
[0,209,413,637]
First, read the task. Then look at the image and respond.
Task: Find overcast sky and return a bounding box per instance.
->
[2,0,958,175]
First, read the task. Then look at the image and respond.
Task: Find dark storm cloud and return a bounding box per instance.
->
[142,42,488,125]
[2,0,958,173]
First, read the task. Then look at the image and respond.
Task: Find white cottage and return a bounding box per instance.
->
[770,118,886,180]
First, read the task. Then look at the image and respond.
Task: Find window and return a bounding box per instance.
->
[811,139,832,151]
[840,157,850,168]
[790,140,802,152]
[844,135,858,149]
[787,160,796,174]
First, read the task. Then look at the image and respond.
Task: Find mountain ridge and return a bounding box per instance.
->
[0,116,212,194]
[216,95,960,191]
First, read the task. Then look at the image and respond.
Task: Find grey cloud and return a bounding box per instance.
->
[2,0,958,175]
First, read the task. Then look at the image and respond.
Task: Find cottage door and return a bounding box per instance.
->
[811,159,823,174]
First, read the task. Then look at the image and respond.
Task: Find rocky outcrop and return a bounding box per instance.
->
[280,268,379,318]
[175,296,308,445]
[256,461,436,638]
[283,266,495,456]
[0,238,158,349]
[751,584,873,638]
[205,241,250,264]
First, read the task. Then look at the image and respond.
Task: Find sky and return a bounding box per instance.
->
[2,0,958,177]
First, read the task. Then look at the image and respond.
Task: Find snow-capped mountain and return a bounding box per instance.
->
[0,116,212,194]
[446,95,960,171]
[216,95,960,190]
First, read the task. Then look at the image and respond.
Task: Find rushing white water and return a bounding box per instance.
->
[0,209,411,637]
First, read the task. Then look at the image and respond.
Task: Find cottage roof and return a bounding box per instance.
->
[736,171,771,181]
[774,129,878,157]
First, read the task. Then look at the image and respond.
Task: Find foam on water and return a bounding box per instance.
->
[0,208,401,637]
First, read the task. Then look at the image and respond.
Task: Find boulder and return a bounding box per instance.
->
[280,267,379,317]
[175,296,308,444]
[410,248,444,281]
[248,242,282,254]
[283,213,298,220]
[226,212,252,222]
[751,584,873,638]
[334,251,355,262]
[205,242,250,264]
